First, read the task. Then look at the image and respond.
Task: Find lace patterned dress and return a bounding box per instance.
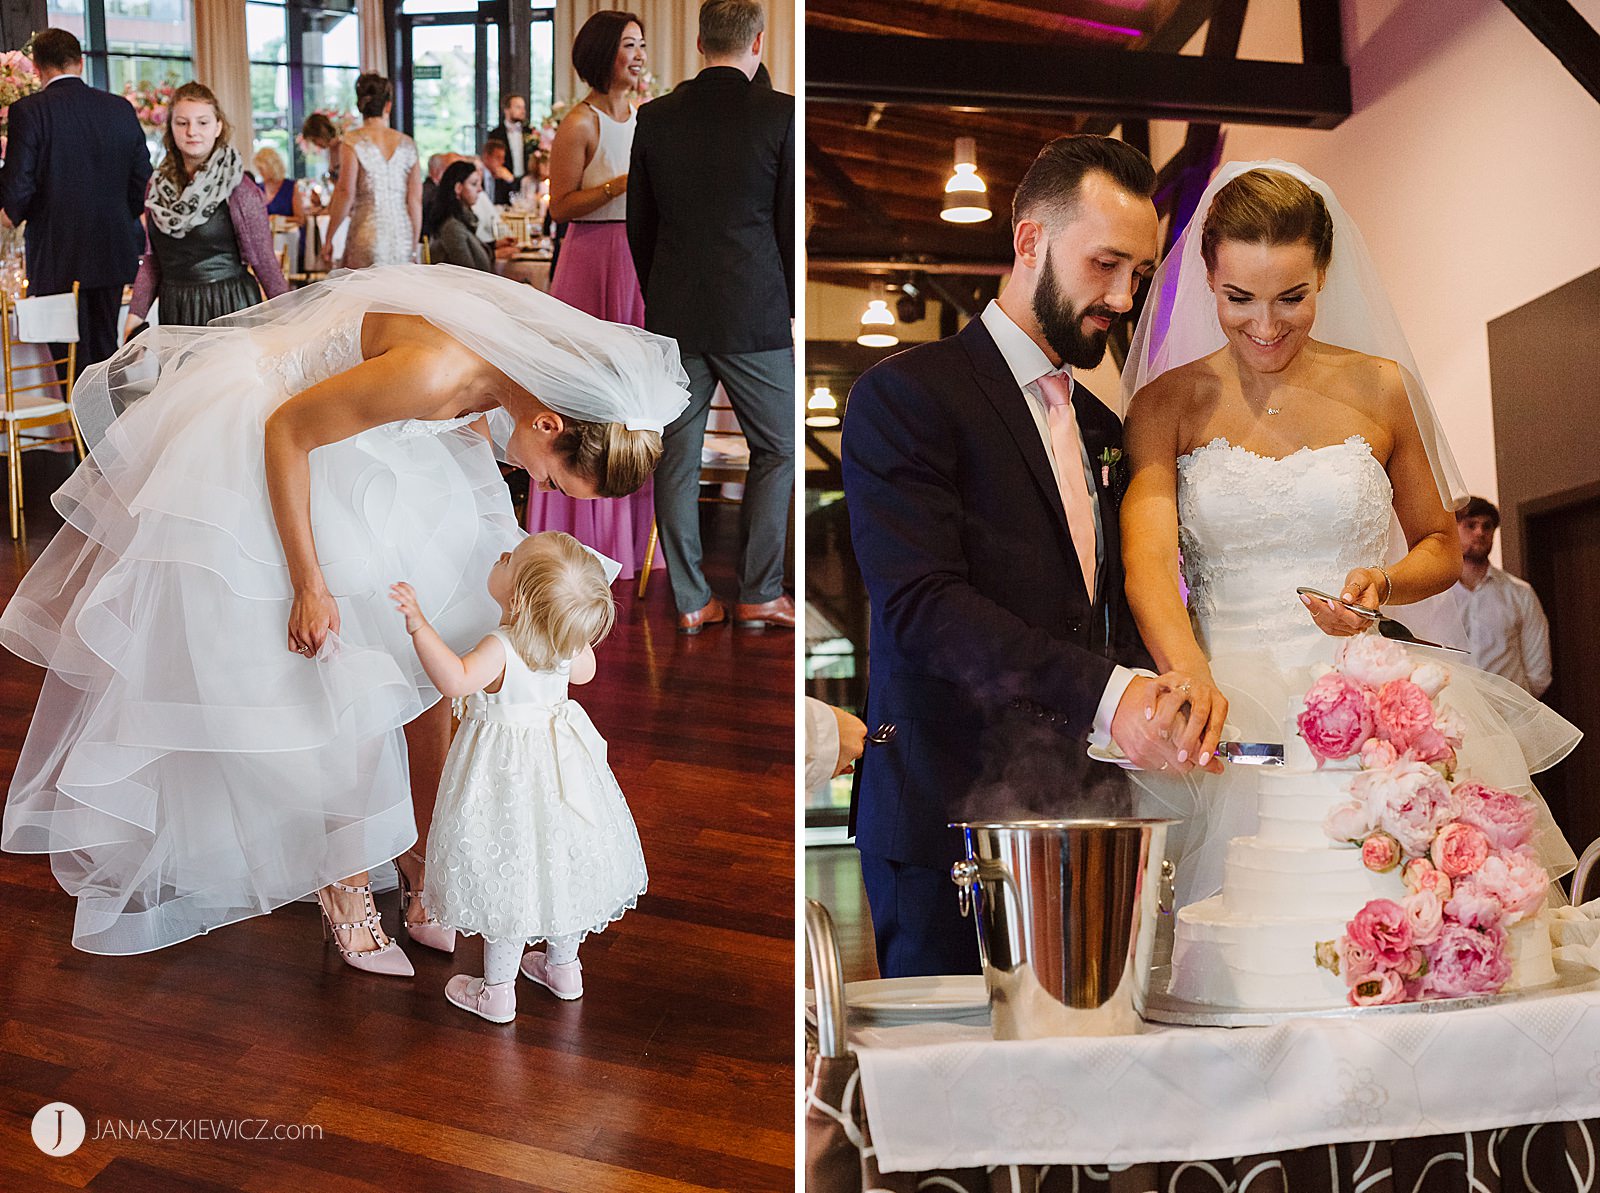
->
[1137,435,1576,907]
[424,629,646,943]
[343,133,418,268]
[0,304,522,953]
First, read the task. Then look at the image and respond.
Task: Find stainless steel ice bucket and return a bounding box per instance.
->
[950,818,1174,1039]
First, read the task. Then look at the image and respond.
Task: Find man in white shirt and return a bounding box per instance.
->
[1451,497,1552,696]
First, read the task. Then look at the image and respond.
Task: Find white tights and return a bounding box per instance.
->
[482,934,582,986]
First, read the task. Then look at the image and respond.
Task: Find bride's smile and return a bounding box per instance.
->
[1207,239,1323,375]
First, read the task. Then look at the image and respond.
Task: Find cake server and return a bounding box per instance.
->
[1294,587,1470,655]
[1216,741,1284,766]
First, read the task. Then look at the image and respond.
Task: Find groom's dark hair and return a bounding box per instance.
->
[1013,135,1155,231]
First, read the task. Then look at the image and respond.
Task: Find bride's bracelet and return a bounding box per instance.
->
[1375,566,1393,605]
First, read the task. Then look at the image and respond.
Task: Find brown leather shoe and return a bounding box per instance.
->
[677,597,727,635]
[733,594,796,630]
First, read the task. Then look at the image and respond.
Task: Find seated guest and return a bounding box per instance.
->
[421,152,450,237]
[125,81,288,336]
[253,146,296,218]
[427,160,492,272]
[480,138,515,204]
[1448,497,1553,697]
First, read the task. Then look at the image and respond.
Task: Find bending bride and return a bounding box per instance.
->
[0,264,688,969]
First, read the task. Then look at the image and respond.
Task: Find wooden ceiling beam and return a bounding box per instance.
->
[1499,0,1600,105]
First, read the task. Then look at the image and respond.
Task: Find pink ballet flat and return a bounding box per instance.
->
[315,879,415,977]
[520,950,583,1000]
[396,850,456,955]
[445,974,517,1024]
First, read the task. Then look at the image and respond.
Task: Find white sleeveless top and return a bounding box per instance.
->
[577,102,636,222]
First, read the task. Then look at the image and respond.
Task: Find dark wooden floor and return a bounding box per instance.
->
[0,455,796,1192]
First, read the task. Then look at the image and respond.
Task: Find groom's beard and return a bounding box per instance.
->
[1034,248,1118,369]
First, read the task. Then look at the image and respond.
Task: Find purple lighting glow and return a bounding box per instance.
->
[1059,16,1144,38]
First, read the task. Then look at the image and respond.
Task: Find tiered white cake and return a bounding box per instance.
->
[1168,707,1555,1009]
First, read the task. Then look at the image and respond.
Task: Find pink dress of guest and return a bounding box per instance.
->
[529,101,654,580]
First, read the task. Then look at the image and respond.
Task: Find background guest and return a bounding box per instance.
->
[1449,496,1552,696]
[253,146,296,218]
[527,9,653,579]
[299,111,341,189]
[628,0,795,631]
[421,152,450,237]
[124,82,286,335]
[323,74,420,268]
[488,94,534,183]
[426,161,493,272]
[0,28,151,368]
[479,138,515,205]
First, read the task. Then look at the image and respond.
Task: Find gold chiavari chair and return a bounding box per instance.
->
[1,281,84,539]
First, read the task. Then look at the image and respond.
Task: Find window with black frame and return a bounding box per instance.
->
[46,0,194,108]
[247,0,361,179]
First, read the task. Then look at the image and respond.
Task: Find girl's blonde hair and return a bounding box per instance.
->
[504,532,616,669]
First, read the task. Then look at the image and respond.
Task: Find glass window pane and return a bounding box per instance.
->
[302,7,360,68]
[485,23,498,130]
[304,65,359,121]
[247,2,287,63]
[528,18,553,123]
[410,23,479,159]
[105,0,194,59]
[250,61,289,155]
[45,1,87,42]
[402,0,476,13]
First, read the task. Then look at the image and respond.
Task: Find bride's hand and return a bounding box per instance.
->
[288,587,340,658]
[1300,567,1385,638]
[1150,670,1228,775]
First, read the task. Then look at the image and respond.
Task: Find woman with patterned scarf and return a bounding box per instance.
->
[124,82,287,338]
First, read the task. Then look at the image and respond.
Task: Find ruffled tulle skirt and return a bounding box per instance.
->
[0,328,521,953]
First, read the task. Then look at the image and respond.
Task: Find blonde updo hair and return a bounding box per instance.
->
[504,532,616,670]
[554,419,663,499]
[1200,169,1334,273]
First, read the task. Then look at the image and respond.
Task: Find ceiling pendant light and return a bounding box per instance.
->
[941,136,992,224]
[857,299,898,348]
[805,386,841,428]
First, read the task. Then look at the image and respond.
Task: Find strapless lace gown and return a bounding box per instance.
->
[0,308,521,953]
[344,135,417,268]
[1137,435,1578,907]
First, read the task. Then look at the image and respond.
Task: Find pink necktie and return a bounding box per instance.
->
[1037,372,1097,602]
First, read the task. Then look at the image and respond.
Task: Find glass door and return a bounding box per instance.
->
[399,4,498,158]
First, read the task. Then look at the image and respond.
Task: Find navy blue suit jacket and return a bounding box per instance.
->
[840,317,1152,871]
[1,76,152,293]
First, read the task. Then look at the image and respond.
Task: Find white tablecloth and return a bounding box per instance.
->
[852,980,1600,1173]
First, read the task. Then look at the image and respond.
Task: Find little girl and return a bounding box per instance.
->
[390,531,647,1024]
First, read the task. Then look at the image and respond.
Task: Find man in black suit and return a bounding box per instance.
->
[487,94,536,184]
[627,0,795,634]
[841,136,1218,979]
[0,28,151,369]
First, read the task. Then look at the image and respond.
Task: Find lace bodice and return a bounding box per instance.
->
[1178,435,1392,669]
[345,134,418,268]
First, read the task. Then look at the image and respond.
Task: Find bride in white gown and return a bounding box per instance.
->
[0,264,687,960]
[1118,161,1579,908]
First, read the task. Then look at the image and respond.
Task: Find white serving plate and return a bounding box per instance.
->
[808,975,992,1028]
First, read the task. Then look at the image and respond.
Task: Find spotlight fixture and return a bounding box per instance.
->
[895,281,926,325]
[941,136,992,224]
[856,299,898,348]
[806,386,841,428]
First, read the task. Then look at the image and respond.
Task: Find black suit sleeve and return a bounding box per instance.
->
[1,100,42,225]
[126,109,152,219]
[625,117,657,296]
[842,363,1118,736]
[774,108,794,318]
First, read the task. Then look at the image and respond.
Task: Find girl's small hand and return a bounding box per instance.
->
[390,582,426,634]
[288,587,340,657]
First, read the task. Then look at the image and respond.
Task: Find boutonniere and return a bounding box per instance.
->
[1099,447,1124,488]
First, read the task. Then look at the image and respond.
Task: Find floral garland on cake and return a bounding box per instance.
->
[1303,635,1547,1006]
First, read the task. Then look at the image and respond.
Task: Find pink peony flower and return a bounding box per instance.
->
[1338,935,1379,985]
[1323,800,1374,845]
[1360,737,1399,770]
[1431,822,1490,878]
[1421,923,1510,998]
[1374,679,1438,754]
[1434,707,1466,751]
[1451,782,1536,852]
[1351,760,1453,856]
[1335,634,1414,688]
[1402,857,1453,901]
[1401,889,1444,945]
[1466,849,1549,923]
[1361,832,1402,873]
[1298,673,1377,763]
[1347,899,1413,967]
[1350,969,1408,1006]
[1444,886,1504,931]
[1410,661,1450,698]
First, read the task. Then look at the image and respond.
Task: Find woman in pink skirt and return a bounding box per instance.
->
[535,10,654,579]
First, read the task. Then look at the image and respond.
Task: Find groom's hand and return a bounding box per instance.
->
[1111,675,1193,773]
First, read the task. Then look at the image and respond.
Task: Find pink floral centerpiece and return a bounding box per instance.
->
[123,78,178,134]
[1,49,41,142]
[1307,634,1546,1006]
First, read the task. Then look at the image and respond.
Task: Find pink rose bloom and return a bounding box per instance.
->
[1444,886,1504,931]
[1468,849,1549,923]
[1347,898,1413,967]
[1338,935,1379,985]
[1451,782,1536,852]
[1401,889,1444,945]
[1410,661,1450,698]
[1298,673,1376,763]
[1434,708,1466,751]
[1335,634,1414,688]
[1421,924,1510,998]
[1353,760,1452,855]
[1360,737,1399,770]
[1431,822,1490,878]
[1402,857,1453,901]
[1323,800,1374,845]
[1361,832,1402,873]
[1374,679,1438,754]
[1350,969,1408,1007]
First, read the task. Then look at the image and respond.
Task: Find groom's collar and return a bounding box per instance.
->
[979,300,1072,393]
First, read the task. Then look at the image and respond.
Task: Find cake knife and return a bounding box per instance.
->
[1294,587,1470,655]
[1216,741,1285,766]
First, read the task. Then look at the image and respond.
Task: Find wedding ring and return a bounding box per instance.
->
[1179,681,1192,693]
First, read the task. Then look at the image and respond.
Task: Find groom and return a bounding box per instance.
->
[842,135,1200,978]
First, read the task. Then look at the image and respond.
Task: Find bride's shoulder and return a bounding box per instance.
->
[1126,354,1221,424]
[1309,342,1409,407]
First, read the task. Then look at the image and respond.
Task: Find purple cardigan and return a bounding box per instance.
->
[130,177,290,318]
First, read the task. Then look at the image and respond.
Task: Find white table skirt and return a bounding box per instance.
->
[852,978,1600,1173]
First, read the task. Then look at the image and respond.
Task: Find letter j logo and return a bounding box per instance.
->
[32,1102,86,1156]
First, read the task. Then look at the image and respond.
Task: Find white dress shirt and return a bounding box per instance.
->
[504,121,525,177]
[1448,566,1552,696]
[977,301,1143,744]
[804,696,840,793]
